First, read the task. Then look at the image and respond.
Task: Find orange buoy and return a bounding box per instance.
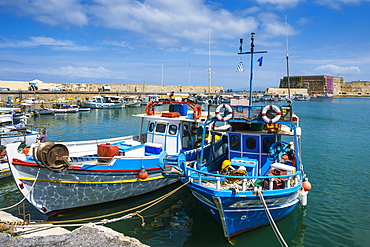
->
[302,179,312,191]
[23,147,30,155]
[138,168,148,180]
[145,102,155,115]
[193,104,202,119]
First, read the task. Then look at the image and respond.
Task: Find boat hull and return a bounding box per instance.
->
[10,159,178,216]
[188,184,300,239]
[0,163,11,178]
[81,102,125,109]
[0,132,39,146]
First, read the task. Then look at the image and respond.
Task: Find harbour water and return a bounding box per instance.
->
[0,98,369,246]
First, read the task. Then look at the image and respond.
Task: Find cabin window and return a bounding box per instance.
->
[230,135,240,151]
[245,137,256,150]
[168,125,178,135]
[262,136,275,153]
[148,122,155,132]
[155,123,166,133]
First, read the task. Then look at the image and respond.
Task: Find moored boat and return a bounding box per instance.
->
[161,34,311,242]
[81,95,126,109]
[32,108,55,116]
[0,107,44,179]
[51,103,79,113]
[6,101,224,216]
[124,96,141,107]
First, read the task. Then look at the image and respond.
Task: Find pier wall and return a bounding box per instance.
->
[0,80,224,103]
[0,81,223,94]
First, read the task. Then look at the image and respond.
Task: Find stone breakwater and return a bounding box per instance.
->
[0,211,148,247]
[0,225,148,247]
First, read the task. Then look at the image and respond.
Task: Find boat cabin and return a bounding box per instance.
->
[228,131,277,176]
[145,118,199,155]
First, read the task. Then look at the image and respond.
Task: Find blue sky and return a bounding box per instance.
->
[1,0,370,91]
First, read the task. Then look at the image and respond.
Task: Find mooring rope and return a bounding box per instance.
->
[258,188,288,247]
[0,166,41,211]
[1,181,190,230]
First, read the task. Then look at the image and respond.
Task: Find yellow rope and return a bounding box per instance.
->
[26,181,190,226]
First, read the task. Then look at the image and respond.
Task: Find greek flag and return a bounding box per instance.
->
[236,61,244,72]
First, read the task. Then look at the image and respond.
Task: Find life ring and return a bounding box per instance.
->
[145,102,155,115]
[262,105,281,123]
[193,104,202,119]
[215,104,233,121]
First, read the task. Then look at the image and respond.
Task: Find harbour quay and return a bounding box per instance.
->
[0,80,223,97]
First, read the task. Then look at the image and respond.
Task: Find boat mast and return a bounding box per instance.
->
[208,32,211,98]
[285,15,291,99]
[161,64,164,86]
[188,62,191,93]
[238,33,267,118]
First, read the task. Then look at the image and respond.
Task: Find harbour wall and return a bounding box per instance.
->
[0,80,224,103]
[0,80,223,93]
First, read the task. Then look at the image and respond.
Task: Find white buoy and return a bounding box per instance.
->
[299,189,308,207]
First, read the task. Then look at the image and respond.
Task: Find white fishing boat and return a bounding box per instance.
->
[81,95,126,109]
[124,96,141,107]
[0,107,43,179]
[51,103,79,113]
[6,101,224,216]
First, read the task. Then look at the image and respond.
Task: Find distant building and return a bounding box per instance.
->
[279,75,344,95]
[340,80,370,96]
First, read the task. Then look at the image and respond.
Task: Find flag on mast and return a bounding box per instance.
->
[257,56,263,66]
[236,60,244,72]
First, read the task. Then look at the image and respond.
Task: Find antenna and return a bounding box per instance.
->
[238,33,267,118]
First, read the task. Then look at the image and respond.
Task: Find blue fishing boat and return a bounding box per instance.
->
[6,101,224,216]
[161,33,311,242]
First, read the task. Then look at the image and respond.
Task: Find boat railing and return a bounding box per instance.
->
[228,104,294,123]
[184,163,302,192]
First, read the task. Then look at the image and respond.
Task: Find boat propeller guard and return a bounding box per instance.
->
[35,142,70,171]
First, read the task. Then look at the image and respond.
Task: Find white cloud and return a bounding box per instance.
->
[90,0,259,45]
[0,0,260,46]
[0,0,89,26]
[0,64,127,80]
[0,36,92,51]
[313,0,369,9]
[314,64,361,75]
[255,0,304,8]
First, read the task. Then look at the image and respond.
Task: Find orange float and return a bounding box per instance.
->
[138,168,148,179]
[145,102,155,115]
[302,179,312,191]
[193,104,202,119]
[23,147,30,155]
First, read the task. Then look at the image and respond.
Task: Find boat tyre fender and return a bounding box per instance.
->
[262,104,281,123]
[193,104,202,119]
[146,102,155,115]
[215,104,233,121]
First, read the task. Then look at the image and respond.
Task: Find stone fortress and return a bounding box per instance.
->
[278,75,370,96]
